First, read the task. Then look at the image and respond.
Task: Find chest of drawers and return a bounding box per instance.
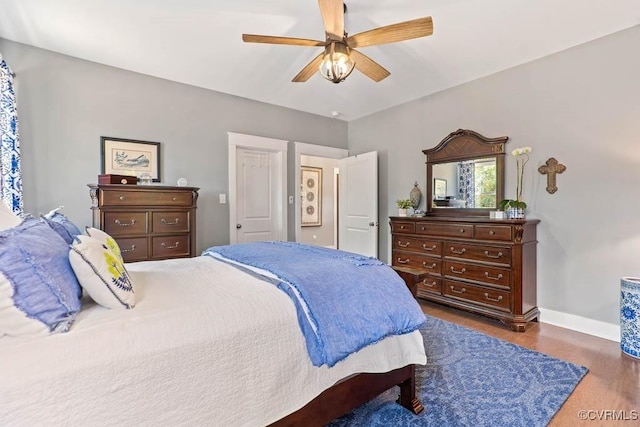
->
[390,216,539,331]
[89,184,199,262]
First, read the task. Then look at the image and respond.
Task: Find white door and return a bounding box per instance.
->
[338,151,378,257]
[235,149,279,243]
[228,132,287,244]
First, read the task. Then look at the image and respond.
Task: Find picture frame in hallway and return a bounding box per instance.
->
[301,166,322,227]
[101,137,161,182]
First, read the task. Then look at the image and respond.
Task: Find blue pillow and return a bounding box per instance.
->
[0,218,82,336]
[42,207,82,244]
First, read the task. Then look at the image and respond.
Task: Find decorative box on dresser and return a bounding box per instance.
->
[390,216,539,332]
[88,184,199,262]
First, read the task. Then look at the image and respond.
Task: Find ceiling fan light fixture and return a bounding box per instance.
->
[319,42,355,83]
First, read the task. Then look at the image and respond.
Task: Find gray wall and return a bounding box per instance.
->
[348,25,640,327]
[0,38,348,253]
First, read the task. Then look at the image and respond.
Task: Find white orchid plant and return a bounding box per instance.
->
[499,146,532,211]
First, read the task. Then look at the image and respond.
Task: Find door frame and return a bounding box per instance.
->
[294,142,348,244]
[228,132,288,244]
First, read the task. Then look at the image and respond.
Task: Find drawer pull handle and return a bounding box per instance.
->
[450,286,466,294]
[422,262,437,269]
[120,245,136,253]
[484,293,503,302]
[484,250,503,259]
[459,229,466,233]
[400,225,406,229]
[484,272,504,281]
[450,247,466,255]
[114,219,136,227]
[422,244,436,251]
[396,258,410,264]
[119,196,126,201]
[450,266,467,274]
[423,280,437,288]
[421,226,427,231]
[489,230,495,235]
[161,218,180,225]
[161,241,180,249]
[397,241,410,248]
[172,197,177,201]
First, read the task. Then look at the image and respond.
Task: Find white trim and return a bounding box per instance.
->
[333,166,339,249]
[228,132,288,244]
[294,142,348,243]
[539,307,620,343]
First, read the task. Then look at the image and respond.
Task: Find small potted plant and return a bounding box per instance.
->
[499,146,531,219]
[396,199,412,217]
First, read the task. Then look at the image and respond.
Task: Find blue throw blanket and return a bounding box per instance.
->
[203,242,426,367]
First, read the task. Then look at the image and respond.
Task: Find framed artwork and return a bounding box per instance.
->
[101,137,161,182]
[434,178,447,198]
[301,166,322,227]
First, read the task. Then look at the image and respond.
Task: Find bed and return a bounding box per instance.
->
[0,234,427,426]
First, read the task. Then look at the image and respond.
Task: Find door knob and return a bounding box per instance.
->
[236,224,242,229]
[369,222,377,227]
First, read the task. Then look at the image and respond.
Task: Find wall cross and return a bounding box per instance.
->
[538,157,566,194]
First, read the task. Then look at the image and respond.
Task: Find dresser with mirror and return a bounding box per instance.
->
[390,129,539,331]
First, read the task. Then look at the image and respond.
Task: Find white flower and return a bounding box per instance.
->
[511,146,532,157]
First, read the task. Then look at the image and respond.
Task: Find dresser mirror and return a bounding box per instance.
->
[424,129,508,216]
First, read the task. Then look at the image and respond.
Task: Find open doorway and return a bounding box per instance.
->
[294,142,348,248]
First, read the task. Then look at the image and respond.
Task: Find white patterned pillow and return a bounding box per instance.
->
[85,226,123,262]
[69,235,135,309]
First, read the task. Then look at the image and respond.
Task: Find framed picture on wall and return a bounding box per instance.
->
[101,136,161,182]
[301,166,322,227]
[434,178,447,199]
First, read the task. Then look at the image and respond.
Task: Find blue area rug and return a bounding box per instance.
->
[330,315,588,427]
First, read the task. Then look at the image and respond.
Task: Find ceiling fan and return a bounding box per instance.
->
[242,0,433,83]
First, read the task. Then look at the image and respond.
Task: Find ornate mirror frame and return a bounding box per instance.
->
[424,129,508,216]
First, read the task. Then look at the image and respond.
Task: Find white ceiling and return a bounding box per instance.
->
[1,0,639,121]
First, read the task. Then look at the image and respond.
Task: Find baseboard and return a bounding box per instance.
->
[539,308,620,342]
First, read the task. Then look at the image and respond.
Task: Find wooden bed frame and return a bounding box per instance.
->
[271,364,423,426]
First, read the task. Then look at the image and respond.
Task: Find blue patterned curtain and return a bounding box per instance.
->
[458,161,475,208]
[0,53,23,214]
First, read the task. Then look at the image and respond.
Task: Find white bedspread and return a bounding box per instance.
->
[0,256,426,426]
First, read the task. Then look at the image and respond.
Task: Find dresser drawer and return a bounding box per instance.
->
[115,237,149,262]
[152,211,190,233]
[416,277,442,298]
[102,190,193,207]
[415,222,473,238]
[392,250,442,274]
[475,225,512,241]
[393,235,442,256]
[444,280,511,312]
[444,241,512,266]
[152,235,190,258]
[103,212,148,235]
[444,260,511,289]
[390,221,415,234]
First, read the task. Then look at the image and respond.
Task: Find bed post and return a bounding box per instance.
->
[397,365,424,414]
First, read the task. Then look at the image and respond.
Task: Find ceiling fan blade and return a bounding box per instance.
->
[318,0,344,40]
[350,49,390,82]
[347,16,433,48]
[242,34,325,47]
[292,53,324,82]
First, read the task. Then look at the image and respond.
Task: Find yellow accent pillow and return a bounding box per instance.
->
[69,235,135,309]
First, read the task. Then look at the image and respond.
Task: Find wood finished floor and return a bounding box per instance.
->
[419,300,640,426]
